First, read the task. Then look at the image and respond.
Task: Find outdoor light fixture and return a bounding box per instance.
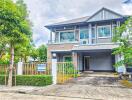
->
[52,53,56,58]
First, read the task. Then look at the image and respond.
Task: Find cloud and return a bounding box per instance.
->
[22,0,132,47]
[122,4,132,15]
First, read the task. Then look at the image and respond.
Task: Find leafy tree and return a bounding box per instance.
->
[0,53,10,64]
[0,0,32,86]
[38,45,47,62]
[113,17,132,68]
[30,47,39,61]
[15,44,33,62]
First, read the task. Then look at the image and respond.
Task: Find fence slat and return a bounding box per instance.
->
[22,62,52,76]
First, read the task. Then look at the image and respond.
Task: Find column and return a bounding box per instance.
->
[117,21,120,27]
[72,52,78,69]
[89,24,92,45]
[52,53,57,84]
[50,31,52,43]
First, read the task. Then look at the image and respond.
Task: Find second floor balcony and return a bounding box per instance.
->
[48,22,120,45]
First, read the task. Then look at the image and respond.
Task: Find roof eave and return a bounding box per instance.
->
[44,22,87,29]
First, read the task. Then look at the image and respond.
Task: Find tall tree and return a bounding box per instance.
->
[113,17,132,68]
[0,0,32,86]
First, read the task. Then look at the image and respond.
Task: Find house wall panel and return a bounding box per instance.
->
[97,38,112,43]
[89,52,113,71]
[47,43,77,62]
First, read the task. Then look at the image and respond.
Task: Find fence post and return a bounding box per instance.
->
[52,54,57,84]
[17,62,23,75]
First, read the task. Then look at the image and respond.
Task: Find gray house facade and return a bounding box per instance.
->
[45,8,128,72]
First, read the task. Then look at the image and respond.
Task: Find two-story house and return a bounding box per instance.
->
[45,7,128,72]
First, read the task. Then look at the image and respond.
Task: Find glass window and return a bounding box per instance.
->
[64,56,72,62]
[80,29,89,39]
[98,26,111,38]
[60,31,75,42]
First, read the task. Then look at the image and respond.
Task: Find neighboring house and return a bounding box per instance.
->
[45,7,128,72]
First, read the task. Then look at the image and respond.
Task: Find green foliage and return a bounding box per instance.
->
[0,75,52,86]
[38,45,47,62]
[65,66,78,78]
[0,69,6,75]
[16,75,52,86]
[30,47,39,61]
[0,0,33,86]
[58,63,78,77]
[0,0,32,51]
[15,44,33,62]
[0,0,32,45]
[0,0,33,64]
[113,17,132,67]
[0,75,5,85]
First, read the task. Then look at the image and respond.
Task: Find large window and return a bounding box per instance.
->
[60,31,75,42]
[80,29,89,39]
[98,26,111,38]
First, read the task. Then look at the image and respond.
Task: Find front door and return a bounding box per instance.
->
[84,56,90,71]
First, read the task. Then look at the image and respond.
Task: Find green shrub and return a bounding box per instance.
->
[64,64,78,75]
[0,75,52,86]
[0,75,6,85]
[16,75,52,86]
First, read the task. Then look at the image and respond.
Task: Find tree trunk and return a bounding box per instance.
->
[8,44,14,87]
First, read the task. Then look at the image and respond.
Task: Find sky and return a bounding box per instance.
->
[22,0,132,47]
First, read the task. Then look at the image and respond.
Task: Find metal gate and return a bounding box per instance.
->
[57,62,78,84]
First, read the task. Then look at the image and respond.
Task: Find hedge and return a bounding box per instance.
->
[0,75,52,86]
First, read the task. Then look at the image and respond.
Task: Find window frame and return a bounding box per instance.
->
[97,25,111,38]
[79,29,89,40]
[59,30,75,43]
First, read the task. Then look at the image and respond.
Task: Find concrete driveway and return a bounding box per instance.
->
[0,72,132,100]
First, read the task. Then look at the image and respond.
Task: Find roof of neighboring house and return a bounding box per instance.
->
[45,7,127,29]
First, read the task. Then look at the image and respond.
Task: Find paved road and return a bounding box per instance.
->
[0,92,92,100]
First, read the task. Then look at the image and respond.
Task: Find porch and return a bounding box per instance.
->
[54,49,115,72]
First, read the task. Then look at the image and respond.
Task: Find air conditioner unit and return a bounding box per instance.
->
[80,39,88,45]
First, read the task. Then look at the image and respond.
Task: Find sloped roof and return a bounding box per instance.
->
[86,7,123,22]
[45,16,90,27]
[45,7,125,29]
